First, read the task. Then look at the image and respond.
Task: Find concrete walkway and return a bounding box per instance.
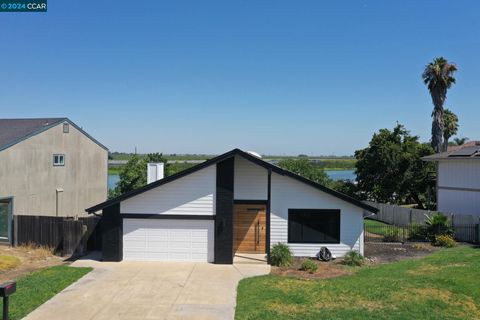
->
[24,256,270,320]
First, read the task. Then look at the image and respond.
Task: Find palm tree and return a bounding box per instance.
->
[453,137,469,146]
[442,109,458,151]
[422,57,457,152]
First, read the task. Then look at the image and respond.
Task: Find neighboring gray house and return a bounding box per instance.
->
[423,141,480,216]
[0,118,108,243]
[87,149,377,264]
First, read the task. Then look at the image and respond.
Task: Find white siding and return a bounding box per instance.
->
[120,165,215,215]
[123,219,214,262]
[234,156,268,200]
[270,173,363,257]
[438,189,480,216]
[438,160,480,189]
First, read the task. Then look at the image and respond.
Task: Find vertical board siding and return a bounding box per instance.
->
[234,156,268,200]
[215,158,235,264]
[120,166,216,215]
[438,160,480,190]
[270,173,363,257]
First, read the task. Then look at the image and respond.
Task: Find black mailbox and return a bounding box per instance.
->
[0,282,16,297]
[0,281,16,320]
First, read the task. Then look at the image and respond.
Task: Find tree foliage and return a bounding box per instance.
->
[422,57,457,153]
[442,109,458,150]
[452,137,469,146]
[354,124,435,208]
[110,153,168,198]
[277,158,332,186]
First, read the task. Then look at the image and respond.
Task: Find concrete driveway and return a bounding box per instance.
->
[24,256,270,320]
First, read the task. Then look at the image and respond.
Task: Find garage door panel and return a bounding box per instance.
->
[123,219,214,262]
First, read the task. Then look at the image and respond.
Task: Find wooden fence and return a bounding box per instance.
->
[364,201,480,243]
[14,215,101,257]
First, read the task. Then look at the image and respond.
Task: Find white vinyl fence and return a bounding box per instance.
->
[364,201,480,243]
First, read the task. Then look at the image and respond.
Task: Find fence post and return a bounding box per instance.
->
[477,221,480,244]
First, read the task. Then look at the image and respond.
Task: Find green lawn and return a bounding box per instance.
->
[7,266,92,320]
[364,218,397,237]
[236,246,480,320]
[364,219,390,227]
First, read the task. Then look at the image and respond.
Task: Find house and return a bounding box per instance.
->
[87,149,377,264]
[0,118,108,243]
[423,141,480,216]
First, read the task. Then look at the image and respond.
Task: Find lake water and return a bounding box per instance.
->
[108,174,120,190]
[108,169,356,190]
[325,170,356,181]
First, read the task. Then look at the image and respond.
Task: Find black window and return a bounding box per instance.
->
[53,154,65,166]
[288,209,340,243]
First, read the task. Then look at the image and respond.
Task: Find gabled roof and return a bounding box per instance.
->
[422,141,480,161]
[0,118,108,152]
[87,149,377,213]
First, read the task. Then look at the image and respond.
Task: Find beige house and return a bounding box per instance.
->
[0,118,108,242]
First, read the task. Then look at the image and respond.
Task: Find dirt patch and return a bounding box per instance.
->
[271,258,353,280]
[0,244,65,282]
[364,242,438,264]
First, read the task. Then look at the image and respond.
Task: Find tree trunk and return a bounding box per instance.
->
[443,137,449,152]
[431,90,444,153]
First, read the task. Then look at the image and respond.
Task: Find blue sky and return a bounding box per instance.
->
[1,1,479,155]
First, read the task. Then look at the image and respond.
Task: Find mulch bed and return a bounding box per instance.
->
[271,258,353,280]
[271,243,439,280]
[364,242,438,264]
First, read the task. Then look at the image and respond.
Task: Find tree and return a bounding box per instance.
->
[110,153,168,198]
[453,137,469,146]
[355,124,435,208]
[277,158,331,186]
[442,109,458,151]
[422,57,457,153]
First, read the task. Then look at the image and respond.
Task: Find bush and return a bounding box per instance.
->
[342,250,365,266]
[382,228,401,242]
[270,243,293,267]
[425,212,453,242]
[408,224,428,241]
[434,234,457,248]
[300,259,318,273]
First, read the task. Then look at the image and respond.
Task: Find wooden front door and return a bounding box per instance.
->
[234,204,266,253]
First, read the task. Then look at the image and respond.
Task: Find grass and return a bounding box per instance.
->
[8,265,92,320]
[108,167,123,175]
[0,255,21,271]
[364,219,390,227]
[363,219,408,239]
[236,246,480,320]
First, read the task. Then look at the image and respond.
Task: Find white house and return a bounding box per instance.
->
[423,141,480,216]
[87,149,377,264]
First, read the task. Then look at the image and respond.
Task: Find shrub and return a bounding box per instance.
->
[300,259,318,273]
[434,234,457,248]
[425,212,453,242]
[382,228,401,242]
[408,224,428,241]
[270,243,293,267]
[342,250,365,266]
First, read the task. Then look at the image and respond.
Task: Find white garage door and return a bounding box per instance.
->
[123,219,214,262]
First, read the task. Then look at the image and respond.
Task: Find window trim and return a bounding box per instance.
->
[288,209,341,244]
[63,122,69,133]
[53,154,65,166]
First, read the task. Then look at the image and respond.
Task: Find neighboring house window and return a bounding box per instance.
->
[288,209,340,243]
[53,154,65,166]
[63,123,69,133]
